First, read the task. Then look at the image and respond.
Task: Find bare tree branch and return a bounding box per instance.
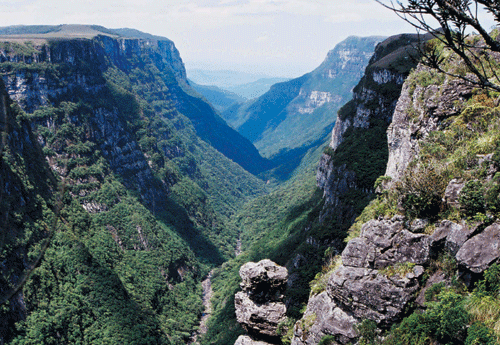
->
[377,0,500,91]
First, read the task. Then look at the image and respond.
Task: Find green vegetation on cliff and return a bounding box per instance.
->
[0,31,267,345]
[348,38,500,344]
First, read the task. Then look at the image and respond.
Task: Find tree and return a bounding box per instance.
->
[378,0,500,91]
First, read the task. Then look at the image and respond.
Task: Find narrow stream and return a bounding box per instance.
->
[190,270,213,344]
[190,236,242,343]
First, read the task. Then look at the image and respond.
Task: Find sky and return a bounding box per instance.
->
[0,0,454,78]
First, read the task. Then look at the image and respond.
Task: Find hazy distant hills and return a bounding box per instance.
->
[187,69,289,99]
[188,79,246,112]
[226,77,290,99]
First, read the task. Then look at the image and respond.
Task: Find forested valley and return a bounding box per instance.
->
[1,12,500,345]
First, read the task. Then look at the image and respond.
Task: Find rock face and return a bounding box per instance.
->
[235,260,288,339]
[443,179,465,208]
[292,216,428,344]
[328,264,424,324]
[291,292,358,345]
[456,223,500,273]
[385,65,474,181]
[0,78,57,344]
[292,215,499,344]
[0,32,269,178]
[234,335,274,345]
[317,34,424,225]
[238,259,288,303]
[0,27,268,344]
[341,216,431,269]
[430,220,477,255]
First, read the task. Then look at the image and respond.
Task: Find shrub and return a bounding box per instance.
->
[424,282,446,302]
[465,322,497,345]
[384,289,469,345]
[466,264,500,342]
[460,180,485,217]
[397,163,448,220]
[318,335,336,345]
[380,262,416,278]
[485,174,500,215]
[277,317,297,345]
[356,320,379,345]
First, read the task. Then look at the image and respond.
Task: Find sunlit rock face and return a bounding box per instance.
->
[317,34,424,226]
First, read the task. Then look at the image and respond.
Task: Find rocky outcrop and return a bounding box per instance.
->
[317,34,424,225]
[429,220,478,256]
[235,260,288,340]
[330,216,427,325]
[292,212,500,344]
[234,335,274,345]
[291,216,428,344]
[385,66,474,181]
[443,179,465,208]
[291,291,358,345]
[328,264,424,325]
[341,216,431,269]
[456,223,500,273]
[238,259,288,303]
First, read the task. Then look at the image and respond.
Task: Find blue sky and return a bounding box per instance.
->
[0,0,442,77]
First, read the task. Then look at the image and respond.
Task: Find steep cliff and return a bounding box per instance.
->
[222,36,382,179]
[0,25,267,344]
[317,34,425,229]
[291,35,500,345]
[0,78,58,343]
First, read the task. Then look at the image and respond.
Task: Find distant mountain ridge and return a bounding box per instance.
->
[220,36,384,179]
[188,79,246,113]
[0,24,172,41]
[226,77,290,99]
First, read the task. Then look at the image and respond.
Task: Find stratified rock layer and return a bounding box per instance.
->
[235,260,288,339]
[292,216,428,345]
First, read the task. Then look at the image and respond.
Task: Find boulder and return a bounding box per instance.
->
[234,292,287,337]
[409,218,429,233]
[239,259,288,303]
[291,292,358,345]
[235,260,288,339]
[430,220,478,255]
[456,223,500,273]
[342,216,431,269]
[328,264,423,324]
[234,335,274,345]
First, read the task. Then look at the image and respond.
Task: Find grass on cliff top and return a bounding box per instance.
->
[0,24,120,40]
